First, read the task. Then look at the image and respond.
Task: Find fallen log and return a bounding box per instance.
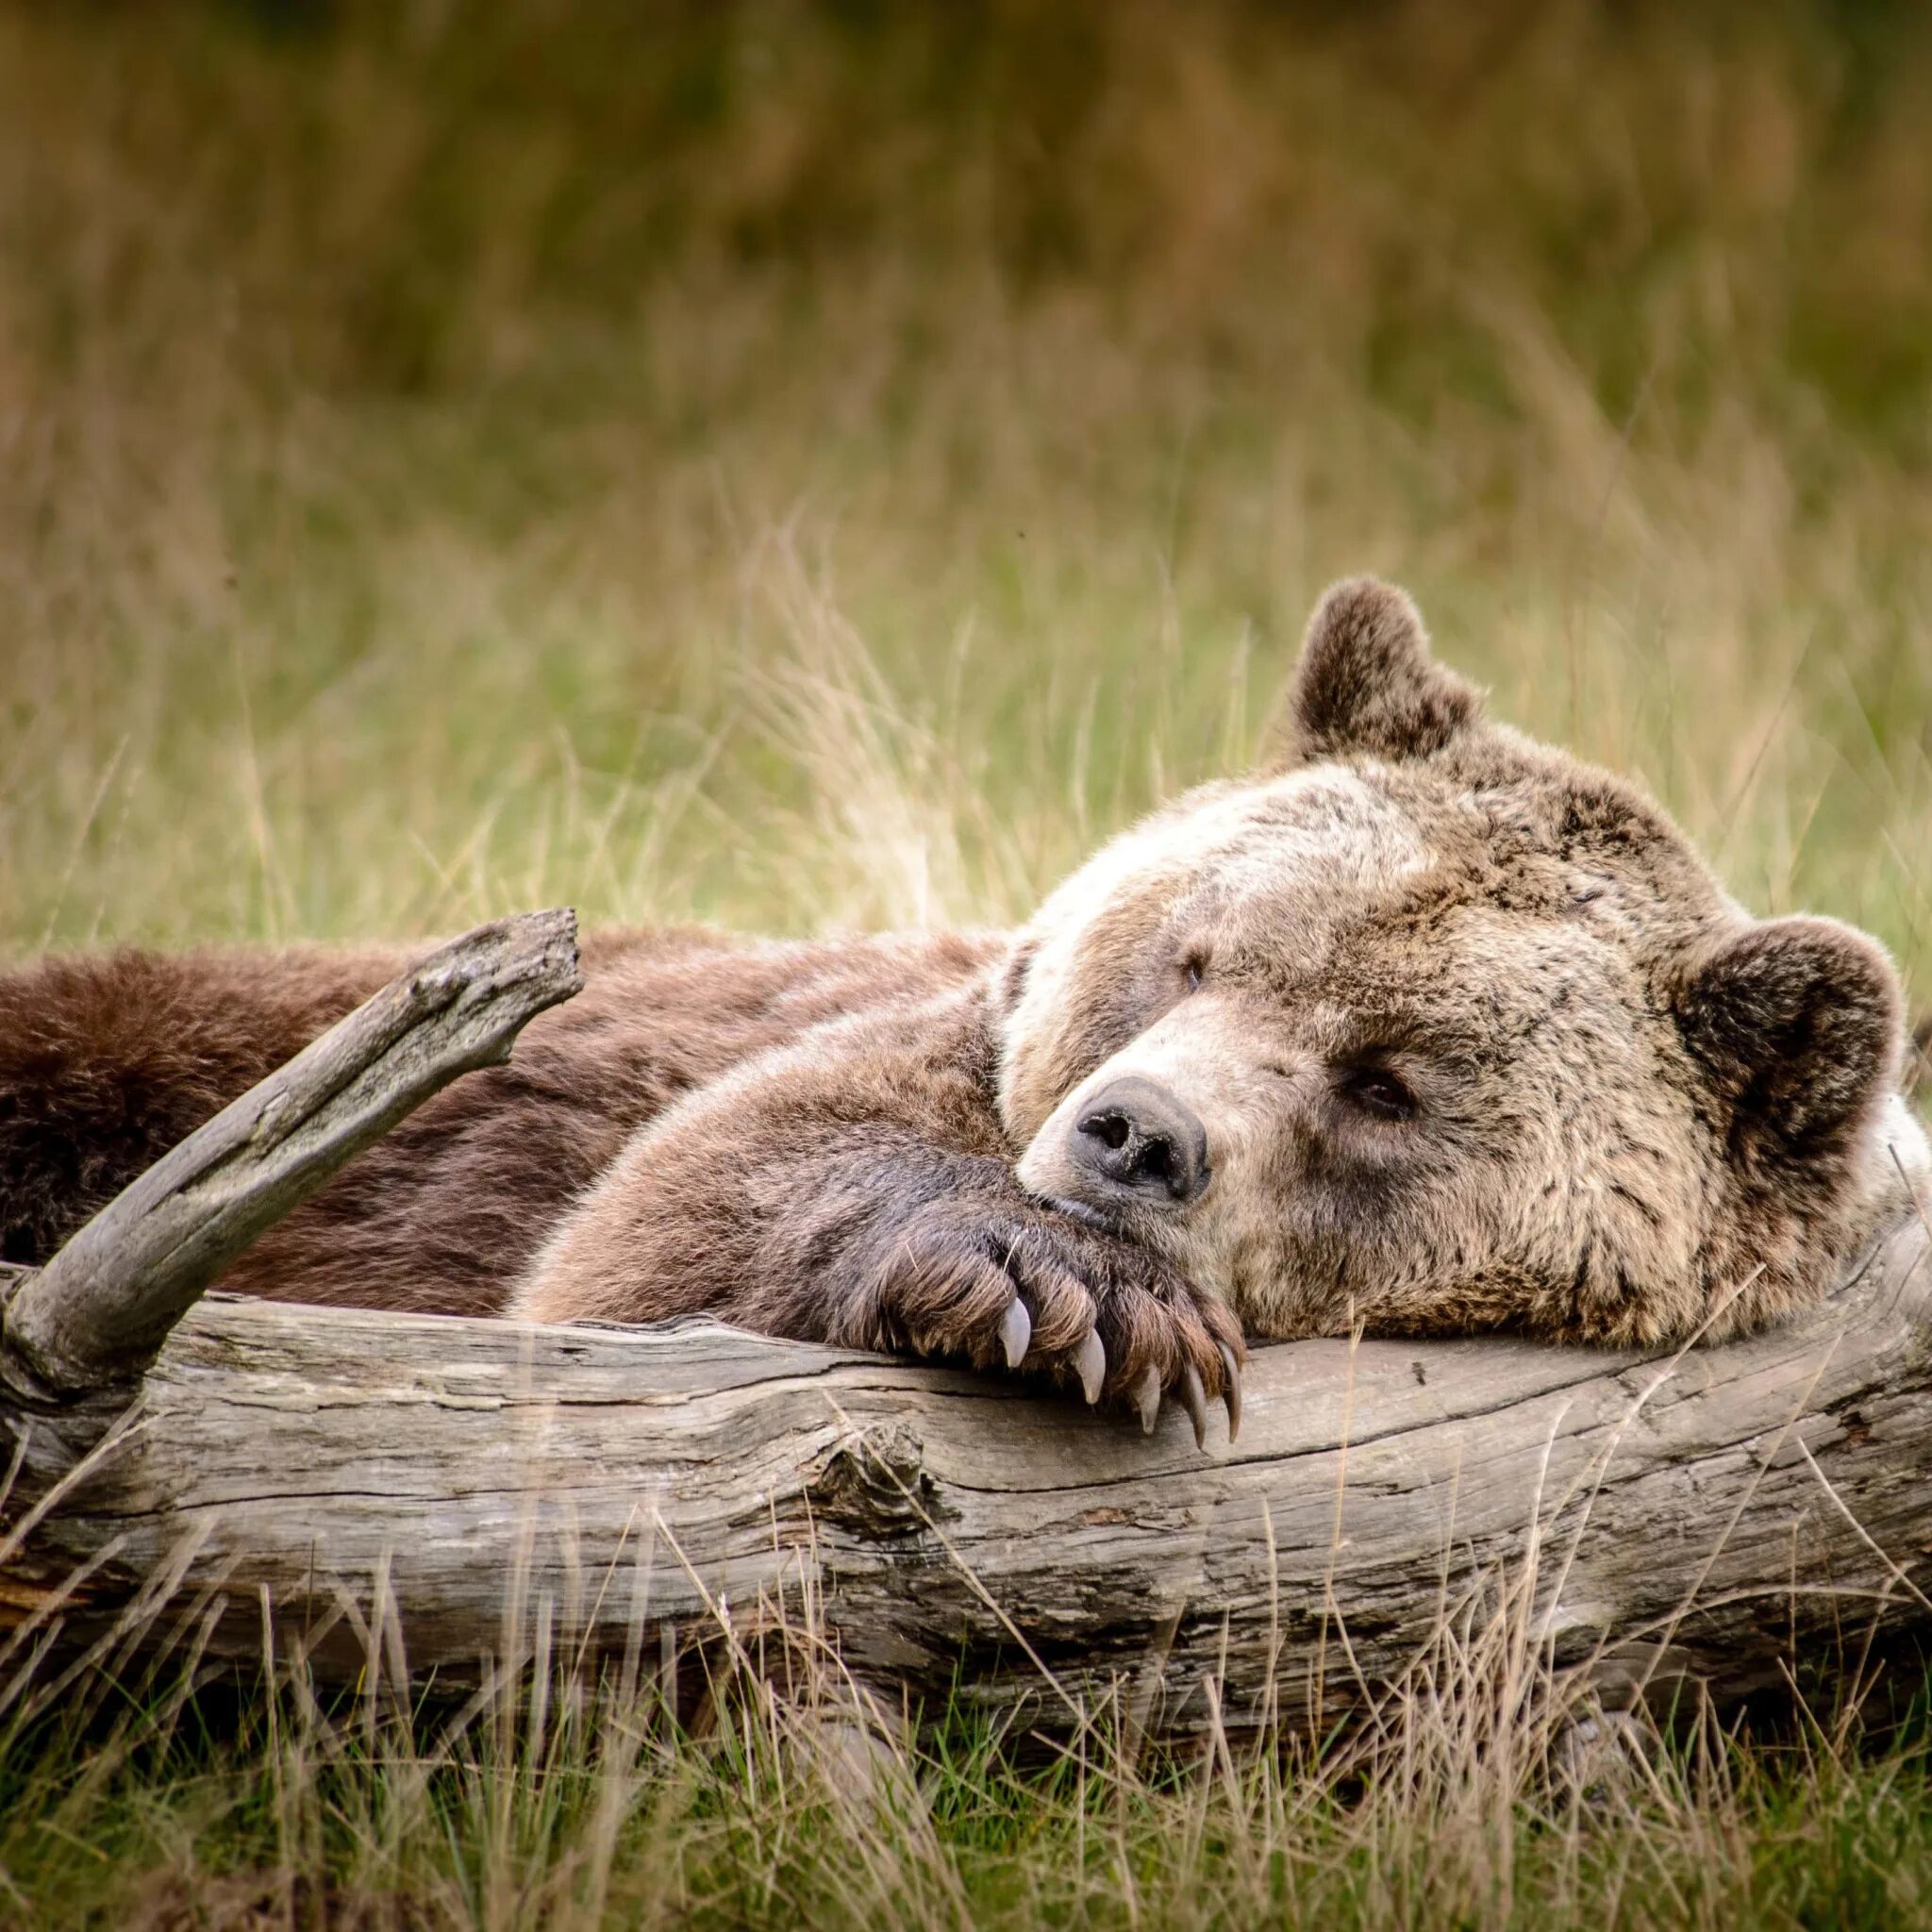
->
[0,908,1929,1740]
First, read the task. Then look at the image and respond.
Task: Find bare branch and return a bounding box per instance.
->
[1,910,582,1396]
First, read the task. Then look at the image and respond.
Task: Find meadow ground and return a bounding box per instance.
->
[2,1,1932,1923]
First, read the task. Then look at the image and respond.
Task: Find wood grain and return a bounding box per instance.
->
[4,1212,1926,1738]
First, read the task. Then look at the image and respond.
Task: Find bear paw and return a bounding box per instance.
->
[838,1196,1244,1449]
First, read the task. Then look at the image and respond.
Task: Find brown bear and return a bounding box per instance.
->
[1,580,1924,1446]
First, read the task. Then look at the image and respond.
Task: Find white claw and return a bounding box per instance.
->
[998,1298,1031,1371]
[1179,1363,1209,1452]
[1132,1364,1161,1436]
[1074,1330,1106,1405]
[1216,1340,1243,1443]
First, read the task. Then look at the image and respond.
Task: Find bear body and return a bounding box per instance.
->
[2,581,1924,1432]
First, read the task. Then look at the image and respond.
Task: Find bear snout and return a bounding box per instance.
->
[1066,1074,1212,1208]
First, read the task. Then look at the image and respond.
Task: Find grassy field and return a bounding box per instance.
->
[3,0,1932,1923]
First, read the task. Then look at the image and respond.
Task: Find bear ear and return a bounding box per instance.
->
[1261,576,1485,771]
[1673,917,1902,1174]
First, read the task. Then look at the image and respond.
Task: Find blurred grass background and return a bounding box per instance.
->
[6,3,1932,1924]
[2,0,1928,998]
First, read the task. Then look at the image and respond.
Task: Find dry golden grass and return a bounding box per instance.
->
[2,1,1932,1922]
[1,3,1927,975]
[0,1457,1928,1931]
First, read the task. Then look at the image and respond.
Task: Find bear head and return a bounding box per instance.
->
[1002,577,1929,1344]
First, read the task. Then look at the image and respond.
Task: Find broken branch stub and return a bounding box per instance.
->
[1,909,583,1397]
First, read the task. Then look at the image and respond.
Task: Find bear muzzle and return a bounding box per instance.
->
[1060,1074,1212,1212]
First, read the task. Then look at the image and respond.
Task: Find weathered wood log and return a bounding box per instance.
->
[1,909,582,1396]
[2,901,1928,1738]
[2,1209,1927,1740]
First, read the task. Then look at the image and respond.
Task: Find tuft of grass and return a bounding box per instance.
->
[2,1,1932,1921]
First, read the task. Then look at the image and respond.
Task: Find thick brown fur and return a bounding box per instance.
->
[0,929,1001,1307]
[2,579,1923,1417]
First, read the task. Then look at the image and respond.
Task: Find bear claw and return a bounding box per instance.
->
[998,1298,1031,1370]
[1216,1341,1242,1442]
[1073,1329,1107,1405]
[1131,1364,1161,1435]
[1178,1363,1209,1450]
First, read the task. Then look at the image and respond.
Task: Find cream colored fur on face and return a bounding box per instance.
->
[1006,583,1928,1348]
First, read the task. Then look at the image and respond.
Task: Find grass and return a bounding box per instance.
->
[6,1548,1932,1931]
[2,0,1932,1921]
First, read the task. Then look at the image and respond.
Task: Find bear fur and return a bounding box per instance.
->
[1,580,1924,1430]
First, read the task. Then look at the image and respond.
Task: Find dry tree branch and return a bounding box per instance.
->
[0,909,582,1398]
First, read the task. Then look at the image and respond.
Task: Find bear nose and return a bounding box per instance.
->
[1069,1075,1210,1207]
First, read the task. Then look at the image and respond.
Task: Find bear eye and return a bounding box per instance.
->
[1179,948,1209,993]
[1339,1064,1417,1123]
